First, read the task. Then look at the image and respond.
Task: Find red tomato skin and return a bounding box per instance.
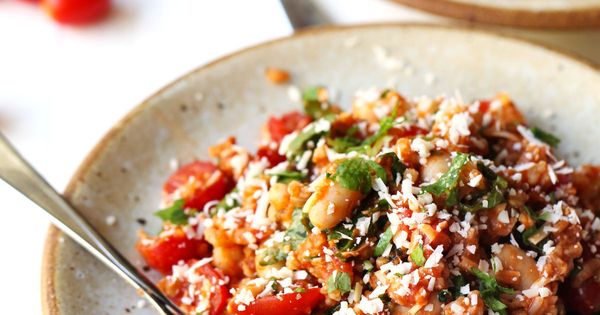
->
[562,278,600,315]
[197,264,230,315]
[42,0,111,24]
[267,112,312,143]
[256,145,286,167]
[163,161,233,210]
[136,231,210,274]
[233,288,324,315]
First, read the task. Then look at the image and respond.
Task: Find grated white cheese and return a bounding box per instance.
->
[424,245,444,268]
[358,296,384,314]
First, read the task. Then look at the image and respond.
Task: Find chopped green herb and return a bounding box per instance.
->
[287,120,331,158]
[449,274,467,298]
[460,176,507,213]
[294,287,306,293]
[327,136,362,153]
[154,199,188,225]
[327,271,352,294]
[213,189,240,215]
[344,111,401,155]
[258,247,288,266]
[327,224,355,252]
[302,86,335,119]
[374,226,393,256]
[531,126,560,147]
[267,170,307,183]
[523,206,550,222]
[471,268,515,315]
[363,260,374,272]
[377,152,406,185]
[520,227,548,253]
[332,157,387,194]
[285,208,308,250]
[476,161,497,181]
[438,289,452,303]
[422,153,469,205]
[362,115,395,147]
[411,244,426,267]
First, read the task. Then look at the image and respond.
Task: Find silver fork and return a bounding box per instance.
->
[0,132,184,315]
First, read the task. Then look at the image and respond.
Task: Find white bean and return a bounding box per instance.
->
[496,244,540,290]
[304,178,362,230]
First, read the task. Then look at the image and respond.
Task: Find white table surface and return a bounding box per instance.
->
[0,1,598,314]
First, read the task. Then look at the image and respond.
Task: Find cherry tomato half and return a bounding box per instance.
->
[163,161,233,210]
[267,111,312,143]
[256,145,286,167]
[187,263,230,315]
[158,261,230,315]
[233,288,324,315]
[42,0,111,25]
[136,228,210,274]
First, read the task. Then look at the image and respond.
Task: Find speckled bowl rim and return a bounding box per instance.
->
[392,0,600,29]
[41,23,600,315]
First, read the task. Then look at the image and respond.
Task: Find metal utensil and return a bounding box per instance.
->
[0,133,184,315]
[280,0,331,30]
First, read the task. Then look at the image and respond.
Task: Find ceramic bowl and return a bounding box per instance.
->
[392,0,600,29]
[42,24,600,314]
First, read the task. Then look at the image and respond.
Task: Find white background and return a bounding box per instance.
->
[0,1,599,314]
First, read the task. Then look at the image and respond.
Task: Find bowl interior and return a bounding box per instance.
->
[43,24,600,314]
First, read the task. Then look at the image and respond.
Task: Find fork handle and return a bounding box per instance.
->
[0,132,183,315]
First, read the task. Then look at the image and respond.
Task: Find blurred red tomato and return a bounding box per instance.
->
[42,0,110,24]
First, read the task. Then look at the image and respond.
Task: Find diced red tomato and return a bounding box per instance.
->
[256,145,286,167]
[136,228,210,274]
[159,261,230,315]
[562,278,600,315]
[233,288,324,315]
[478,100,491,113]
[163,161,233,210]
[267,111,312,143]
[42,0,110,24]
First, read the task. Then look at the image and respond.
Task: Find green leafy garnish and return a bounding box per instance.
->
[284,208,308,250]
[437,289,452,303]
[267,170,307,183]
[531,126,560,147]
[460,176,507,213]
[294,287,306,293]
[377,152,406,185]
[344,111,401,155]
[331,157,387,194]
[328,224,356,252]
[362,115,395,147]
[471,268,515,315]
[410,244,426,267]
[374,226,393,256]
[154,199,188,225]
[523,206,549,222]
[520,227,548,253]
[363,260,374,272]
[302,86,335,119]
[327,271,352,294]
[258,247,287,266]
[213,189,240,215]
[327,136,362,153]
[421,153,470,206]
[287,123,323,158]
[449,274,467,298]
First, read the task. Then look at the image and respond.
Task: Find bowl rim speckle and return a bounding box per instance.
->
[41,22,600,315]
